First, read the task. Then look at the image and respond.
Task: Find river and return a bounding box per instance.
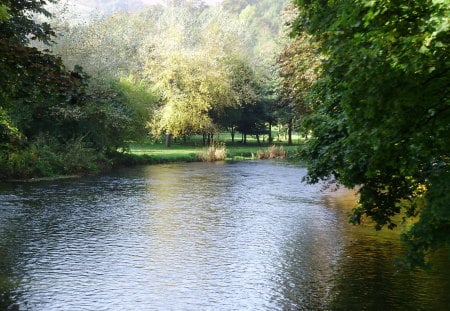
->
[0,161,449,310]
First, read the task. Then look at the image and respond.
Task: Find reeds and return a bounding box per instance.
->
[256,145,287,159]
[196,143,227,162]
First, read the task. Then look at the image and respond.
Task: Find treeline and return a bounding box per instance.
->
[0,0,290,179]
[50,0,291,145]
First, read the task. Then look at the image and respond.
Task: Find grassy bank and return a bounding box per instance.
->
[124,131,300,163]
[124,141,298,163]
[1,133,301,181]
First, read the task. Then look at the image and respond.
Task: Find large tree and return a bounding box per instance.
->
[0,0,157,178]
[291,0,449,267]
[0,0,62,149]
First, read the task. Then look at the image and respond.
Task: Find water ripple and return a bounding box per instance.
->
[0,161,449,310]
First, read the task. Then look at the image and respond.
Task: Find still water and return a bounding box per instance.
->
[0,161,449,310]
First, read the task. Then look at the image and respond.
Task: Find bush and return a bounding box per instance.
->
[0,136,102,179]
[60,137,100,173]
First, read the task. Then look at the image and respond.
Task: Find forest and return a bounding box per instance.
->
[0,0,449,268]
[1,0,291,177]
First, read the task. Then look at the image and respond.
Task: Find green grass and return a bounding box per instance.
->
[130,143,203,160]
[124,132,300,163]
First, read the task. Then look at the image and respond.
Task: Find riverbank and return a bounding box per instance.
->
[1,142,299,182]
[126,142,297,162]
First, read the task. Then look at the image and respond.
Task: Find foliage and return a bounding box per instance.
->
[0,4,9,21]
[291,0,450,267]
[140,5,267,141]
[0,136,100,179]
[0,0,158,179]
[74,77,158,151]
[148,52,231,139]
[50,0,290,145]
[0,107,24,152]
[222,0,289,63]
[0,0,56,44]
[113,76,158,141]
[278,6,322,116]
[0,0,84,153]
[1,0,292,177]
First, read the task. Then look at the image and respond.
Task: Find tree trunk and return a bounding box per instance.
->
[165,133,172,147]
[288,119,293,146]
[268,122,273,143]
[206,133,212,146]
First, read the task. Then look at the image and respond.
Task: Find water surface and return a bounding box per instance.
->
[0,161,449,310]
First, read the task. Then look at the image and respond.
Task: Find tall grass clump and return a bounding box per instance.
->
[197,143,227,162]
[256,145,287,159]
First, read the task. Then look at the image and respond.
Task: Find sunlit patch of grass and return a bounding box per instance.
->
[126,140,299,163]
[127,143,200,162]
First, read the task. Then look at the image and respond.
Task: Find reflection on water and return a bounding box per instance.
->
[0,161,449,310]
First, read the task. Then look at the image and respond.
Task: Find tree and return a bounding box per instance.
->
[48,0,289,148]
[148,52,234,144]
[277,6,323,146]
[213,58,259,139]
[138,3,259,145]
[0,0,70,148]
[278,14,322,116]
[291,0,450,267]
[0,0,159,178]
[51,8,150,79]
[0,0,56,44]
[222,0,255,14]
[0,4,9,21]
[236,99,270,144]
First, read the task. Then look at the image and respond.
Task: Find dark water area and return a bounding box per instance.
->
[0,161,449,310]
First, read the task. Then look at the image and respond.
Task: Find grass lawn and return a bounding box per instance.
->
[124,132,301,163]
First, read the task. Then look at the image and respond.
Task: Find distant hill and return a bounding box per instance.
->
[61,0,221,18]
[64,0,148,17]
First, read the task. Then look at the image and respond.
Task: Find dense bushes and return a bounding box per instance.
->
[0,136,102,179]
[0,1,158,179]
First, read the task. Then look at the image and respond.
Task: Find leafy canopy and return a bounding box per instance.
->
[291,0,450,267]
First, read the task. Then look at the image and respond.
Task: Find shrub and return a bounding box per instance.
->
[59,137,99,174]
[0,136,102,179]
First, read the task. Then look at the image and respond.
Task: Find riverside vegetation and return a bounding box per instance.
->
[124,137,296,166]
[0,132,297,180]
[0,0,448,269]
[1,0,294,180]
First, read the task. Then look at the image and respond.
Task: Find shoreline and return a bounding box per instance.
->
[5,175,82,183]
[1,144,296,183]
